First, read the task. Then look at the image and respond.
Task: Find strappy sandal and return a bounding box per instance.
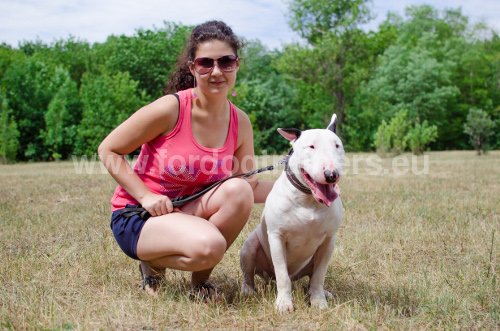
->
[190,281,222,303]
[139,263,164,296]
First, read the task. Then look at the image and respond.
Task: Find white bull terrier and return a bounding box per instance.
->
[240,114,344,313]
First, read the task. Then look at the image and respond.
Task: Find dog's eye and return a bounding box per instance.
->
[309,145,315,149]
[335,143,340,149]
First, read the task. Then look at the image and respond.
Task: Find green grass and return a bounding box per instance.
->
[1,151,498,330]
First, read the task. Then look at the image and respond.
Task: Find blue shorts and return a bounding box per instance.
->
[110,205,149,260]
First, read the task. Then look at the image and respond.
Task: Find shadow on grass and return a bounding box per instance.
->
[326,274,423,317]
[142,267,422,318]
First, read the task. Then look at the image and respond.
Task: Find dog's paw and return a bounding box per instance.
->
[310,292,328,309]
[275,294,294,313]
[311,297,328,309]
[324,290,334,301]
[240,283,256,297]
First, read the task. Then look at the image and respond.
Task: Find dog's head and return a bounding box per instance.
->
[278,114,345,207]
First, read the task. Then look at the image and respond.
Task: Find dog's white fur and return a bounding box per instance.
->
[240,114,345,313]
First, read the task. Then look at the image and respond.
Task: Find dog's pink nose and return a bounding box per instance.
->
[324,169,339,183]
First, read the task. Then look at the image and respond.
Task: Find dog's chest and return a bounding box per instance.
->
[283,217,330,250]
[281,206,338,239]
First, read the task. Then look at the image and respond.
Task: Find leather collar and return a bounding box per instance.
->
[284,150,312,195]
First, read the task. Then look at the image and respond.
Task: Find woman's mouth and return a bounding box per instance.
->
[209,81,226,86]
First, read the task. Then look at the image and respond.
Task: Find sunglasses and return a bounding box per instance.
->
[191,55,239,75]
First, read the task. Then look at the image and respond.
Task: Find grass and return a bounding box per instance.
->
[1,151,498,330]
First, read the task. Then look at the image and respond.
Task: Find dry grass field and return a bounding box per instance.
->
[1,151,498,330]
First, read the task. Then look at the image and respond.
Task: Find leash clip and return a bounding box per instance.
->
[278,155,290,166]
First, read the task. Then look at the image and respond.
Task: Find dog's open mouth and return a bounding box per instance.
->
[301,169,338,207]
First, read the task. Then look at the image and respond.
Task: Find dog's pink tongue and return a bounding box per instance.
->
[311,183,338,207]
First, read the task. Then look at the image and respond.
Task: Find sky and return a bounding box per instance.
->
[1,0,499,50]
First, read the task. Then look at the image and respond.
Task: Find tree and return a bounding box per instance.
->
[283,0,375,140]
[30,37,93,87]
[464,108,495,155]
[352,41,459,150]
[42,67,82,160]
[0,43,23,79]
[360,5,499,151]
[2,57,63,160]
[235,41,301,153]
[288,0,371,44]
[75,72,146,156]
[0,96,20,163]
[95,23,191,99]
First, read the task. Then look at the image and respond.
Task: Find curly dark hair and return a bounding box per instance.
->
[164,20,243,94]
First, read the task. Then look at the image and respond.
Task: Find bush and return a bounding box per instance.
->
[373,110,409,156]
[405,121,438,155]
[463,108,495,155]
[374,110,439,156]
[0,103,20,163]
[374,120,391,155]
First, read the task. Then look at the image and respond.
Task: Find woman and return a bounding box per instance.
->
[98,21,273,298]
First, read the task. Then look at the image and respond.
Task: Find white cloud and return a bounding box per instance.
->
[0,0,497,49]
[0,0,298,49]
[367,0,500,31]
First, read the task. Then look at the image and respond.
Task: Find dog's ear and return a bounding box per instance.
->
[277,128,301,142]
[327,114,337,134]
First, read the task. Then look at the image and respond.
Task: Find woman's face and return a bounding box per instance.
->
[190,39,238,96]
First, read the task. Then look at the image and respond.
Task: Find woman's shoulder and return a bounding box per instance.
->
[145,94,179,119]
[133,94,180,137]
[232,105,253,147]
[233,106,251,130]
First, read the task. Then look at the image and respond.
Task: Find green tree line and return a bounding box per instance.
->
[0,1,499,162]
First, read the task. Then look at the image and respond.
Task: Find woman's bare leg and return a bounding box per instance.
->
[136,178,254,289]
[181,178,254,285]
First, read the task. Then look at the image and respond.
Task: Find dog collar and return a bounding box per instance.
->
[284,151,312,195]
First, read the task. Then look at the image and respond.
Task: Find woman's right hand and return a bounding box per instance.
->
[139,192,174,217]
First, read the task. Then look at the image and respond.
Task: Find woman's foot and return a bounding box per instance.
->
[190,280,222,303]
[139,261,165,296]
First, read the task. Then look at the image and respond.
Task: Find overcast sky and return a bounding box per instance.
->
[1,0,499,50]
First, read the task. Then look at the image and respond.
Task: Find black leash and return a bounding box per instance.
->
[119,160,284,221]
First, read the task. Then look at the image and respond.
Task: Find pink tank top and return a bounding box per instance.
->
[111,88,239,211]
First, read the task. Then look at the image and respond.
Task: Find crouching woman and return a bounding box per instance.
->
[98,20,273,298]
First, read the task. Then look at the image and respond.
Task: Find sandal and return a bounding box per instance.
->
[139,263,164,296]
[190,281,222,303]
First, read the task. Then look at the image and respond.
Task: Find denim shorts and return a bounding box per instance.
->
[110,204,149,260]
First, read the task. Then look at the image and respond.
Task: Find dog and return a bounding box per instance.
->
[240,113,344,313]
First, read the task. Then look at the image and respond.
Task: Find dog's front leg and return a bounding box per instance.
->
[309,236,336,309]
[268,232,293,313]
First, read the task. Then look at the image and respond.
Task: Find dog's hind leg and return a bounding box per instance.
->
[240,230,260,296]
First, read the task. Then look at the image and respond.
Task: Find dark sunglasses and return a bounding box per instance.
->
[191,55,239,75]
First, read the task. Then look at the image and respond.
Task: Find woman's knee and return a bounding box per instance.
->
[189,231,227,271]
[221,178,254,208]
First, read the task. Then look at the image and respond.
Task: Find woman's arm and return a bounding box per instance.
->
[232,108,275,203]
[98,94,179,215]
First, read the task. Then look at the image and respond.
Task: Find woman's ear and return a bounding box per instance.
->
[188,63,196,77]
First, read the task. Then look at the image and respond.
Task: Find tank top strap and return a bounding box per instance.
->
[178,88,193,123]
[163,88,192,140]
[228,101,239,153]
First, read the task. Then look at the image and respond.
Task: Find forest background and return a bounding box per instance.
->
[0,0,499,162]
